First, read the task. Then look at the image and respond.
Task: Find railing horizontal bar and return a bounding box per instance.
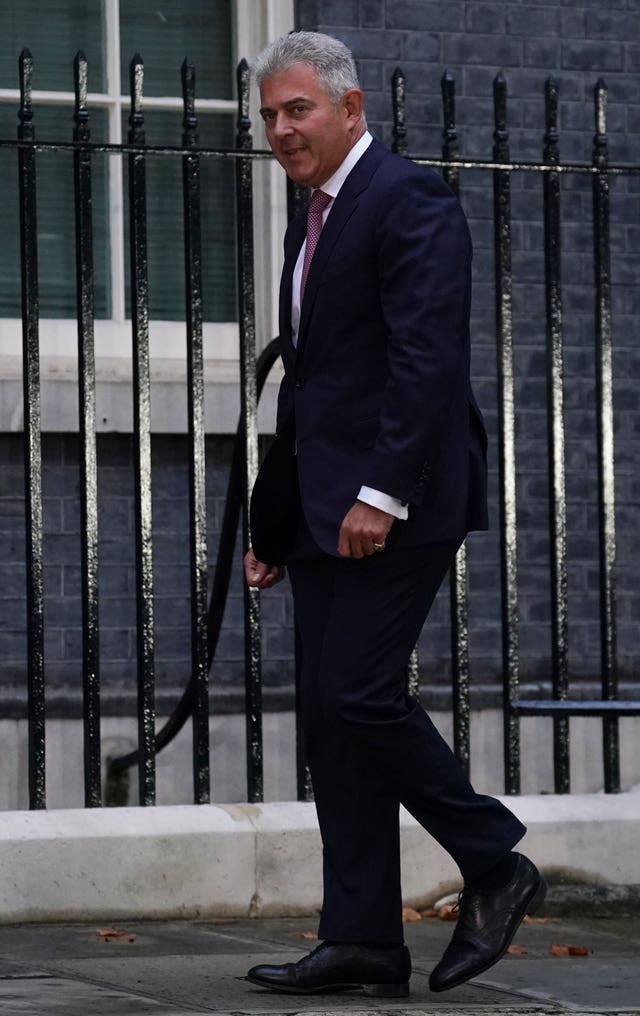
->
[512,700,640,716]
[0,140,273,158]
[0,89,236,113]
[410,158,639,175]
[0,139,638,174]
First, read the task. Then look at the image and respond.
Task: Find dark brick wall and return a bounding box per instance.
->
[297,0,640,163]
[0,434,297,707]
[293,0,640,691]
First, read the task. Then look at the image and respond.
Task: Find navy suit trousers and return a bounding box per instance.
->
[288,527,525,944]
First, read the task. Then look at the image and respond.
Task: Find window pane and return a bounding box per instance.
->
[123,111,236,322]
[0,105,110,318]
[120,0,233,99]
[0,1,105,92]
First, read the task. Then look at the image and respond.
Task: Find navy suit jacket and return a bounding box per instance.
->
[250,138,488,561]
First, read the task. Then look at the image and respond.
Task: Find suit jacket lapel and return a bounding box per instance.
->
[295,139,388,360]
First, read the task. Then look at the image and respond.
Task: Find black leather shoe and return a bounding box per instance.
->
[429,853,546,993]
[247,940,411,996]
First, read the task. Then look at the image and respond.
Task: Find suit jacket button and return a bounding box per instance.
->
[295,377,305,389]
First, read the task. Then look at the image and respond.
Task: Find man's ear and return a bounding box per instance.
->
[342,87,364,124]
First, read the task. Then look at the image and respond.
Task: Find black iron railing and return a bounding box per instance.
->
[2,49,639,810]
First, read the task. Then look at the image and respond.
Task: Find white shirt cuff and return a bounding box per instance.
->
[358,486,409,520]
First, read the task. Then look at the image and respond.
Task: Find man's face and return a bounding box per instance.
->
[259,62,363,188]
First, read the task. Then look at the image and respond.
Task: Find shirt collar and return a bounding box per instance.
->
[317,130,373,201]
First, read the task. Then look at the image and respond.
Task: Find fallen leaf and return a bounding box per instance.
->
[402,907,422,923]
[298,931,318,940]
[98,928,136,943]
[507,943,527,955]
[433,892,459,910]
[550,943,589,957]
[437,902,459,921]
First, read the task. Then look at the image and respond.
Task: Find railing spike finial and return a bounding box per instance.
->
[594,78,608,164]
[18,48,34,136]
[441,68,456,132]
[236,58,252,149]
[544,77,560,164]
[73,52,89,137]
[391,67,408,157]
[129,54,145,133]
[440,70,459,193]
[493,73,508,156]
[182,57,197,137]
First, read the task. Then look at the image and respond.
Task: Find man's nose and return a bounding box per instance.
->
[272,114,294,137]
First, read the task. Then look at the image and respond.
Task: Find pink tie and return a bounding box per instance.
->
[300,189,331,299]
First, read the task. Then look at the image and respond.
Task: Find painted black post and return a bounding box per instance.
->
[182,58,210,803]
[128,55,156,805]
[440,70,470,774]
[543,79,570,793]
[18,49,46,810]
[236,58,264,803]
[73,52,101,807]
[492,74,520,794]
[592,79,619,793]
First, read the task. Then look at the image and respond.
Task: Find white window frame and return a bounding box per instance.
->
[0,0,293,433]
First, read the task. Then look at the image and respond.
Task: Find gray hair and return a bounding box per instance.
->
[253,31,363,105]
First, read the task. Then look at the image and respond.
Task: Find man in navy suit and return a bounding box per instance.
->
[244,31,545,997]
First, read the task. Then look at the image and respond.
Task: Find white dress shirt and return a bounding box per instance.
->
[290,131,408,522]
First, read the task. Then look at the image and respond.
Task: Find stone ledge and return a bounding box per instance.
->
[0,366,280,435]
[0,791,639,923]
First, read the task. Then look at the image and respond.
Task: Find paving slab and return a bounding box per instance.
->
[0,916,638,1016]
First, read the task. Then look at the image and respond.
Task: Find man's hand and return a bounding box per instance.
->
[243,547,285,589]
[338,501,395,558]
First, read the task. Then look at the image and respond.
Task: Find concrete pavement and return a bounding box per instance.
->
[0,911,638,1015]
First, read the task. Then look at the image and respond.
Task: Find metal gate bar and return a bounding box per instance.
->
[73,52,101,807]
[18,48,46,810]
[128,55,156,806]
[542,78,570,793]
[236,58,264,803]
[182,59,210,804]
[492,73,520,795]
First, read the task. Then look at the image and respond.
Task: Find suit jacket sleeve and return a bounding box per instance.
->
[361,171,473,504]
